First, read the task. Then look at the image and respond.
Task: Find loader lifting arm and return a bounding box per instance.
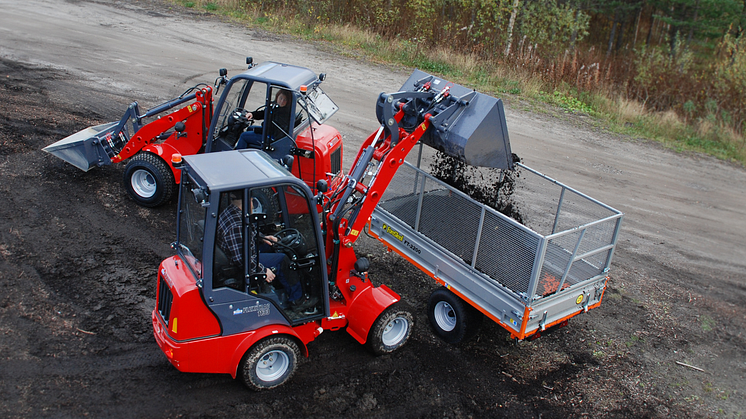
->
[43,84,213,172]
[109,86,213,165]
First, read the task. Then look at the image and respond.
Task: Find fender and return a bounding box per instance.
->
[228,324,311,379]
[345,284,400,345]
[142,143,186,184]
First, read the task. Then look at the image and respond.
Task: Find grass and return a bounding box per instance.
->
[167,0,745,165]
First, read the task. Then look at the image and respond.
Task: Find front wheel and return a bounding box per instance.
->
[427,287,483,344]
[239,336,300,391]
[123,152,175,207]
[366,302,413,355]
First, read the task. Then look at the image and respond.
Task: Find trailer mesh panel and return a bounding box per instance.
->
[378,160,621,302]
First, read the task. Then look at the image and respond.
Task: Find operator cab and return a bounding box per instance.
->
[209,61,338,158]
[175,150,328,332]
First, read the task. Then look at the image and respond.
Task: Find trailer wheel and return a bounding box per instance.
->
[123,152,175,207]
[366,302,413,355]
[428,288,483,344]
[239,336,300,391]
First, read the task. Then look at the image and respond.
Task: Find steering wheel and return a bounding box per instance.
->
[227,107,251,130]
[272,228,305,255]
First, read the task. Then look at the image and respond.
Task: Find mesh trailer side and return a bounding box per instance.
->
[376,160,623,335]
[378,162,541,301]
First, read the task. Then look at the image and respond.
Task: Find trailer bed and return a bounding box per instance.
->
[369,160,623,340]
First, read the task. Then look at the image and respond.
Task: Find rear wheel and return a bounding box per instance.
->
[427,287,483,344]
[123,152,175,207]
[366,302,413,355]
[239,336,300,391]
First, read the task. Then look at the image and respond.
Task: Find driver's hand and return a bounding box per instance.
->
[245,110,254,120]
[263,235,278,246]
[265,268,276,283]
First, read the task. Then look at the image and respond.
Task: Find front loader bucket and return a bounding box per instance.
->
[42,122,124,171]
[400,70,514,170]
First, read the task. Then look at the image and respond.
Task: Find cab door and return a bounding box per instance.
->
[248,184,328,323]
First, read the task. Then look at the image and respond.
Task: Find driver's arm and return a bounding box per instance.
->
[246,110,264,121]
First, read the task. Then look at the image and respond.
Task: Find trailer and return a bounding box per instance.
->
[369,153,623,342]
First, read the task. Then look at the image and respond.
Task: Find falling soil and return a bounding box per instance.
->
[429,151,525,224]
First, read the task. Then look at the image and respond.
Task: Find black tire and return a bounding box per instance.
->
[123,152,175,207]
[366,302,413,355]
[239,336,300,391]
[251,188,279,224]
[427,287,483,344]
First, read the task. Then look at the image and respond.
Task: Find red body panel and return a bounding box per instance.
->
[345,284,400,344]
[293,123,343,184]
[153,256,326,377]
[157,256,220,340]
[327,245,401,344]
[153,313,320,377]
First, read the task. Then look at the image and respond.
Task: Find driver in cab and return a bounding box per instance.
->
[216,192,316,313]
[235,89,292,150]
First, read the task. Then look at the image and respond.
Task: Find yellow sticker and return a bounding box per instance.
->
[171,317,178,333]
[350,229,359,237]
[576,295,584,305]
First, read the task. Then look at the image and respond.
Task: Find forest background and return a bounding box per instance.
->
[176,0,746,164]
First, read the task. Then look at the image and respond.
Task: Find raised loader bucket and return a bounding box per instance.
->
[42,122,124,171]
[399,69,514,170]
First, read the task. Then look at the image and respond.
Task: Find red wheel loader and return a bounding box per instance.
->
[43,58,343,207]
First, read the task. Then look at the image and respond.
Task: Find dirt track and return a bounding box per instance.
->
[1,0,744,417]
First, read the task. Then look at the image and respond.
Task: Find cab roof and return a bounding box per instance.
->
[183,150,293,192]
[237,61,318,90]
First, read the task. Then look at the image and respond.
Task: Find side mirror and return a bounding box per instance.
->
[246,57,254,68]
[318,73,326,82]
[215,68,228,92]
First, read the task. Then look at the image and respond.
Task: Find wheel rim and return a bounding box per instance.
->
[382,316,409,346]
[433,301,457,332]
[256,349,290,382]
[251,196,264,213]
[131,169,157,198]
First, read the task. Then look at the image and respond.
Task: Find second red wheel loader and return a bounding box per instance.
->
[43,58,344,207]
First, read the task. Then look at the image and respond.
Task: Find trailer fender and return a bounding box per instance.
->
[229,325,309,379]
[346,285,400,345]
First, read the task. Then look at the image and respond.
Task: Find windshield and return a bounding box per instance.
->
[214,78,252,140]
[177,177,208,278]
[299,85,338,125]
